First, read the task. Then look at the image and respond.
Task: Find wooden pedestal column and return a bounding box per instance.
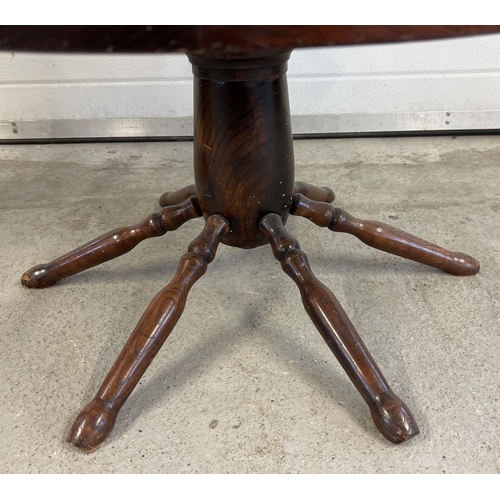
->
[189,51,295,248]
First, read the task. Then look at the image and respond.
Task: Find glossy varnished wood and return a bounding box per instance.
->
[15,26,487,451]
[159,184,196,207]
[191,52,295,248]
[260,213,419,444]
[21,196,201,289]
[291,193,480,276]
[67,215,229,452]
[1,26,499,55]
[294,181,335,203]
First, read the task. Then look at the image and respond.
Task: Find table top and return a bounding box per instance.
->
[1,26,499,57]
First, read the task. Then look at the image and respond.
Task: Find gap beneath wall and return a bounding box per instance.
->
[1,129,500,145]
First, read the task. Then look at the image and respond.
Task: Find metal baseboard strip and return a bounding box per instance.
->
[1,111,499,142]
[0,117,193,142]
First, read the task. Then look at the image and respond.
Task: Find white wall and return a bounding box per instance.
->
[1,33,500,139]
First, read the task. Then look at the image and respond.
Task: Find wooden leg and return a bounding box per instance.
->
[67,215,229,452]
[260,213,419,444]
[291,193,479,276]
[294,181,335,203]
[159,184,196,207]
[21,196,201,289]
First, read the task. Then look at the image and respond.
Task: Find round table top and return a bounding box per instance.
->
[1,25,499,57]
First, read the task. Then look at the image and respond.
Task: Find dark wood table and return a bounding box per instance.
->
[2,25,497,453]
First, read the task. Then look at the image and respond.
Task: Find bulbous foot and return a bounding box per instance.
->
[370,392,420,444]
[444,253,480,276]
[67,399,118,453]
[21,264,55,289]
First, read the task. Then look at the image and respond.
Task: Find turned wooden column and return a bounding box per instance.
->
[188,51,295,248]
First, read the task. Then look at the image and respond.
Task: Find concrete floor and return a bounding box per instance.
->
[1,136,499,473]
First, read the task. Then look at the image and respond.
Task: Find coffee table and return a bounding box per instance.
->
[2,25,497,452]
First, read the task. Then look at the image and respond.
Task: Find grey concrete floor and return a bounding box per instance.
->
[1,136,499,473]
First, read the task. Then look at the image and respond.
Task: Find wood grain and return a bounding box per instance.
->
[13,25,488,450]
[191,53,295,248]
[21,196,201,288]
[67,215,229,452]
[260,213,419,444]
[291,193,480,276]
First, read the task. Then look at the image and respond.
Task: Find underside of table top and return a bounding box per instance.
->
[1,25,499,56]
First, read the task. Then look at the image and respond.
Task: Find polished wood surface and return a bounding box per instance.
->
[159,184,196,207]
[291,193,479,276]
[21,196,201,289]
[17,26,485,451]
[191,52,294,248]
[1,25,499,55]
[294,181,335,203]
[67,214,229,452]
[260,213,419,443]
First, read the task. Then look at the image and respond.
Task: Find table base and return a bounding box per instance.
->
[20,51,479,452]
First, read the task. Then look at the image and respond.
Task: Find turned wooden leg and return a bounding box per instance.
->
[291,193,479,276]
[260,213,419,444]
[21,196,201,289]
[294,181,335,203]
[67,215,229,452]
[159,184,196,207]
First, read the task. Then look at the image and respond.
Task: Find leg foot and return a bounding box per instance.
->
[294,181,335,203]
[159,184,196,207]
[67,399,118,453]
[67,215,229,452]
[370,392,419,444]
[22,264,56,289]
[260,213,419,444]
[291,193,479,276]
[21,196,201,288]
